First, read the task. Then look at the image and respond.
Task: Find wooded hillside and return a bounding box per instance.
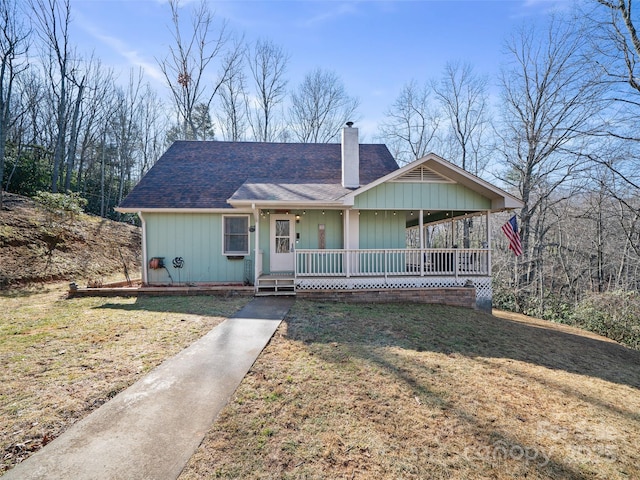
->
[0,193,140,288]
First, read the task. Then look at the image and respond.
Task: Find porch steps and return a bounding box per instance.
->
[256,274,296,296]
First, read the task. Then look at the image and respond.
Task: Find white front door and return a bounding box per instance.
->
[270,214,295,272]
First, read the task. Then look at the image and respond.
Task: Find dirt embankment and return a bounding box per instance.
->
[0,192,141,288]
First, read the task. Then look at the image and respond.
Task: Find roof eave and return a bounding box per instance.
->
[227,199,346,208]
[115,207,254,214]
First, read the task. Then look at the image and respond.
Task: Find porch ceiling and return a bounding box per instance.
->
[405,209,488,227]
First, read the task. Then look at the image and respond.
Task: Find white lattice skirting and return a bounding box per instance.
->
[296,276,492,306]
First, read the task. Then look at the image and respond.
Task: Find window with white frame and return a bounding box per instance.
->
[223,215,249,255]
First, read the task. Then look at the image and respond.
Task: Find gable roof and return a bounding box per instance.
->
[343,152,524,211]
[117,140,398,211]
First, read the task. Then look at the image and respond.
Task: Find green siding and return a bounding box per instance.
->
[258,210,343,274]
[354,182,491,210]
[358,210,406,249]
[145,212,254,284]
[295,210,343,249]
[258,214,270,272]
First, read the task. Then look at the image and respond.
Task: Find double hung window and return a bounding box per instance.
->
[223,216,249,255]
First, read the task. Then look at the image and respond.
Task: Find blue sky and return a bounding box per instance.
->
[70,0,571,139]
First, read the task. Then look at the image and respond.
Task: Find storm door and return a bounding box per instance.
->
[269,214,295,272]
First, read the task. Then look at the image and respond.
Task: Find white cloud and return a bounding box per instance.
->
[98,33,165,82]
[73,9,165,83]
[298,2,361,28]
[519,0,573,15]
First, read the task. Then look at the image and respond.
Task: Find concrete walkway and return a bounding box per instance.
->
[3,297,294,480]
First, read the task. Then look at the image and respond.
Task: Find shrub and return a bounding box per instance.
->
[492,286,519,312]
[34,191,88,223]
[534,293,573,324]
[570,291,640,350]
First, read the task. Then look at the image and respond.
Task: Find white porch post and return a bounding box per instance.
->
[344,209,350,277]
[486,210,492,274]
[451,214,455,247]
[419,209,424,276]
[345,208,359,277]
[253,206,260,290]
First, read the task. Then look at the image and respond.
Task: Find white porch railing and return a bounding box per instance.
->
[295,248,490,278]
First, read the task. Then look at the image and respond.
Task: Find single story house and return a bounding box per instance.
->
[117,124,523,310]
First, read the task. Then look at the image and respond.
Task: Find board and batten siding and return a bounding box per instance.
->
[145,212,253,284]
[354,182,491,211]
[258,210,343,274]
[358,210,406,249]
[295,210,343,249]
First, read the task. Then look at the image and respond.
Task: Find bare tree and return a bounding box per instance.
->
[217,41,248,141]
[1,0,167,217]
[5,70,46,195]
[76,62,115,193]
[432,62,491,248]
[497,15,606,298]
[0,0,30,208]
[138,84,166,176]
[246,39,288,142]
[377,80,442,165]
[158,0,235,141]
[30,0,74,193]
[591,1,640,110]
[432,61,490,175]
[4,72,41,196]
[63,56,100,192]
[581,1,640,212]
[111,69,145,213]
[288,68,360,143]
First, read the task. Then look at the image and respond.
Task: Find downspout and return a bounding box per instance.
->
[139,211,148,285]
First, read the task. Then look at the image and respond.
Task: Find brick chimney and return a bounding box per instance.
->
[341,122,359,188]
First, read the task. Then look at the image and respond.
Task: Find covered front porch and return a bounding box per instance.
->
[242,153,523,310]
[254,208,495,310]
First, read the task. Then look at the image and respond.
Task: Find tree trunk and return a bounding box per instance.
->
[0,126,7,209]
[50,75,67,193]
[100,133,105,218]
[64,82,84,192]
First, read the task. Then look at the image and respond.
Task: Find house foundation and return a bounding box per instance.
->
[297,286,477,309]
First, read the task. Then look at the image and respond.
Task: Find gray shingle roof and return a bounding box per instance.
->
[119,141,398,209]
[229,181,352,203]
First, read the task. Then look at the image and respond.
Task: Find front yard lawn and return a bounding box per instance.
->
[180,301,640,480]
[0,285,249,473]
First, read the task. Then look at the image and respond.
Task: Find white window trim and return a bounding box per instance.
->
[222,214,250,256]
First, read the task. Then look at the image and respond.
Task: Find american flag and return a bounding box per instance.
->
[501,215,522,256]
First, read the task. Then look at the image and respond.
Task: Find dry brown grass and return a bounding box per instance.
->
[0,284,250,473]
[180,301,640,480]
